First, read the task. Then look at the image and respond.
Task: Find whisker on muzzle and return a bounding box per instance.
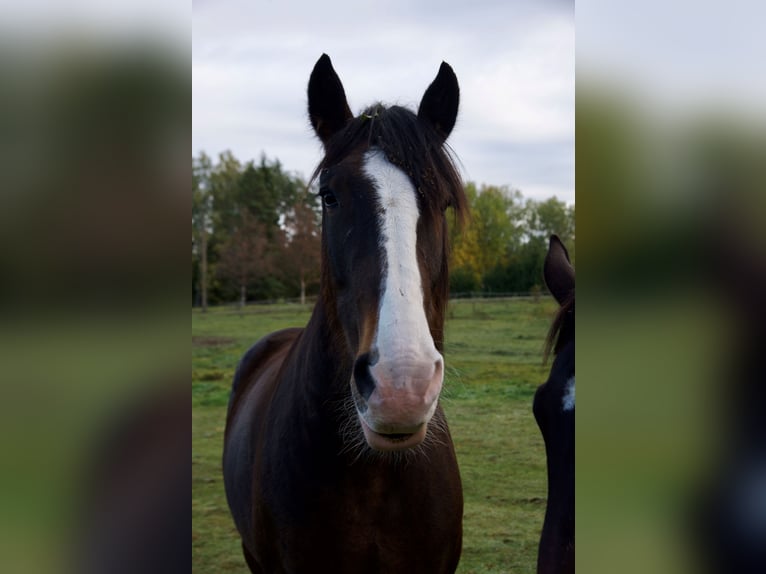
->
[332,392,450,466]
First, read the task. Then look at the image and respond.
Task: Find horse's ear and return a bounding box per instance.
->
[418,62,459,142]
[308,54,353,146]
[544,235,575,305]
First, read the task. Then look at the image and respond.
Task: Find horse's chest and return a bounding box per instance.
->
[265,461,430,530]
[255,459,461,573]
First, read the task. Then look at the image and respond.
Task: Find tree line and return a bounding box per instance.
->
[192,151,574,309]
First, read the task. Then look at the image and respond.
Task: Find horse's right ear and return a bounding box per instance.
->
[308,54,353,146]
[544,235,575,305]
[418,62,459,142]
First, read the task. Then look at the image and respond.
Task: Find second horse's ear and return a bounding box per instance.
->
[417,62,459,142]
[544,235,575,305]
[308,54,353,146]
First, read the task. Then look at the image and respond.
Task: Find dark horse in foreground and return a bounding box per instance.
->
[533,235,575,574]
[223,54,467,573]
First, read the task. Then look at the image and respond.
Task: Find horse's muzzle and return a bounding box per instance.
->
[351,351,443,451]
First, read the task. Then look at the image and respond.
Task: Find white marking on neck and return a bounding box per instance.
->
[562,375,575,411]
[363,149,438,365]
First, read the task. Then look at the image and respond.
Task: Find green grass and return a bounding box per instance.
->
[192,297,556,573]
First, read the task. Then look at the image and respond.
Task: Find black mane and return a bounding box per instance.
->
[543,294,574,363]
[312,103,467,222]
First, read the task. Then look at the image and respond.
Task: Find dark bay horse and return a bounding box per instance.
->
[223,54,467,573]
[533,235,575,574]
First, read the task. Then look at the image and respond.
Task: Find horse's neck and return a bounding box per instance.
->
[257,300,355,481]
[280,299,352,413]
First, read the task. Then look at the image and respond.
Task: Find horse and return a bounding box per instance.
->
[533,235,575,574]
[222,54,467,574]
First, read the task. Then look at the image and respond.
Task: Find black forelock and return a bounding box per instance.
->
[312,103,467,222]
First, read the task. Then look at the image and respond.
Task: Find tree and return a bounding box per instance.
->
[238,156,282,232]
[216,212,273,309]
[192,152,213,311]
[473,185,525,279]
[209,150,244,242]
[281,194,321,305]
[204,151,307,304]
[449,183,482,289]
[449,183,525,291]
[496,197,575,294]
[526,197,574,241]
[524,196,575,264]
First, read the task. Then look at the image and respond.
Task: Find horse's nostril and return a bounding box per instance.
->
[353,353,376,402]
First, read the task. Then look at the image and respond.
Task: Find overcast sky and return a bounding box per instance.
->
[193,0,574,204]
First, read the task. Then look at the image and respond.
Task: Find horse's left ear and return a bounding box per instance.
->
[308,54,353,146]
[418,62,459,142]
[544,235,575,305]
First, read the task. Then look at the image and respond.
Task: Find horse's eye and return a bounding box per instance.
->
[320,187,339,209]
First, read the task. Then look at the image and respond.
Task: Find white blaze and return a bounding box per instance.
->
[362,149,442,377]
[562,375,575,411]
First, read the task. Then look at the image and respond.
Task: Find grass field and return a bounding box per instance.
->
[192,297,557,573]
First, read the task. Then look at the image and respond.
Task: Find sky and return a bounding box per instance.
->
[193,0,574,204]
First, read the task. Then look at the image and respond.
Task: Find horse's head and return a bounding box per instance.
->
[534,234,575,574]
[308,54,466,452]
